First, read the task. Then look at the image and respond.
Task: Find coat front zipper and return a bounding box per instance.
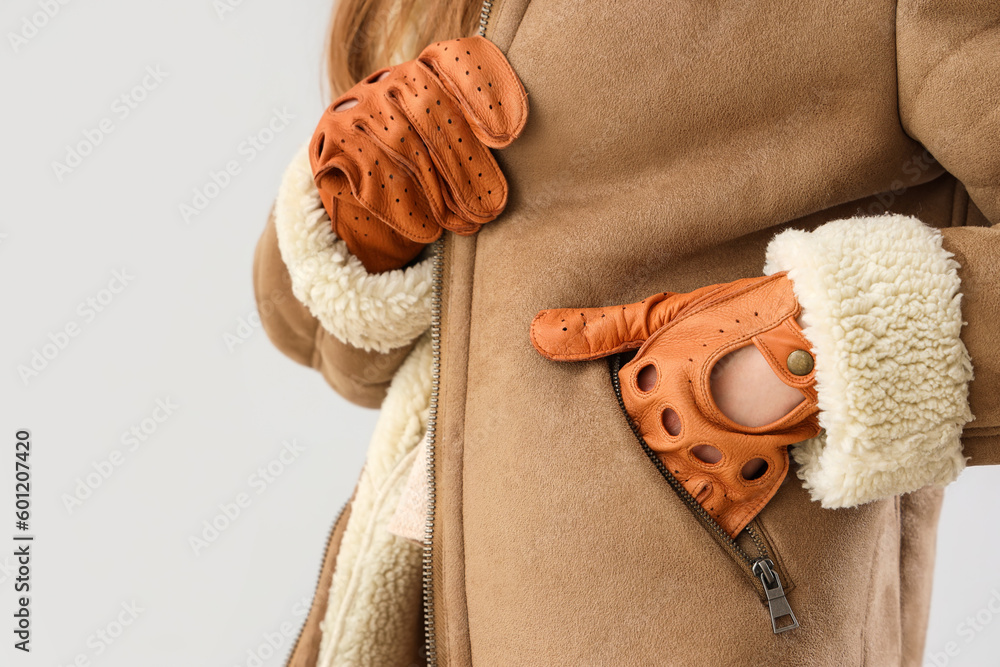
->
[609,353,799,634]
[422,5,497,665]
[422,237,445,665]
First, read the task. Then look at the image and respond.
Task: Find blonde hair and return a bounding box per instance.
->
[325,0,483,98]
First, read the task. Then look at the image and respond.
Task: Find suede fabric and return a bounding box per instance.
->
[431,233,476,667]
[253,0,1000,664]
[445,1,1000,664]
[254,211,418,409]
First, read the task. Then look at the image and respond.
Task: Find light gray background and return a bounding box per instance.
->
[1,1,997,665]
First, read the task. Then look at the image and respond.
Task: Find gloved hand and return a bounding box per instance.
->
[309,35,528,273]
[530,272,822,537]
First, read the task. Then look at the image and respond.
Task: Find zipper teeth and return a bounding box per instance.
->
[284,498,351,667]
[477,1,494,36]
[422,237,445,666]
[608,354,766,567]
[425,4,492,662]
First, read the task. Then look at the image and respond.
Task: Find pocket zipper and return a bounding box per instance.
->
[608,353,799,634]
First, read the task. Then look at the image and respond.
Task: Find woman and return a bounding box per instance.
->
[254,0,1000,664]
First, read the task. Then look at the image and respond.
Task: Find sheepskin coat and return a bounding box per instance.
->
[253,0,1000,664]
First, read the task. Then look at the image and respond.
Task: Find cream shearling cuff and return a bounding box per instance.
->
[763,214,975,509]
[273,142,433,354]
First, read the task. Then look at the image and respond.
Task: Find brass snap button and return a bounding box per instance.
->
[786,349,814,376]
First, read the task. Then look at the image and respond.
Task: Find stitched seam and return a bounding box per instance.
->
[531,309,645,360]
[895,496,905,662]
[440,41,527,140]
[752,516,796,594]
[650,275,793,358]
[310,318,324,370]
[694,302,800,433]
[753,321,814,388]
[360,87,450,234]
[447,228,477,664]
[419,40,527,145]
[962,425,1000,438]
[726,460,783,536]
[353,113,444,243]
[858,502,895,666]
[422,77,509,198]
[487,0,510,42]
[893,0,910,140]
[405,59,493,198]
[396,63,507,221]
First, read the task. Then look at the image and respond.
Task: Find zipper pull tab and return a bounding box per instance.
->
[752,558,799,634]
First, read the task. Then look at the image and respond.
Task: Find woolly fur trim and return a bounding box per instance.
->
[318,333,431,666]
[763,214,974,509]
[273,142,433,354]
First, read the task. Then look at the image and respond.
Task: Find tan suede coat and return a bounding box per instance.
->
[255,1,1000,664]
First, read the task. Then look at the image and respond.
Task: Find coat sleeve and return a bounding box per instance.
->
[756,1,1000,508]
[252,143,434,409]
[897,0,1000,464]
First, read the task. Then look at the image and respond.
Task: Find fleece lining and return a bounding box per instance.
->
[273,142,434,354]
[317,333,432,667]
[764,214,975,508]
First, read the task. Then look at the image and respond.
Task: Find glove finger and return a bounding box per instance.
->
[330,196,426,273]
[531,300,660,362]
[531,284,726,362]
[389,62,508,226]
[418,36,528,149]
[312,125,443,244]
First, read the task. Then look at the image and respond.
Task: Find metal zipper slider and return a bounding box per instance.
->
[752,558,799,634]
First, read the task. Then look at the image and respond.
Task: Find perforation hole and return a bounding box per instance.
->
[333,98,359,112]
[363,69,390,84]
[742,459,768,480]
[691,445,722,464]
[662,408,681,436]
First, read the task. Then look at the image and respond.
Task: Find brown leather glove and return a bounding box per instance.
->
[530,273,821,537]
[309,36,528,273]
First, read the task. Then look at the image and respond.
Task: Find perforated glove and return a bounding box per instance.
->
[530,272,821,537]
[309,35,528,273]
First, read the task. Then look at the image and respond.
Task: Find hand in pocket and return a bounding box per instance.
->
[531,272,821,537]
